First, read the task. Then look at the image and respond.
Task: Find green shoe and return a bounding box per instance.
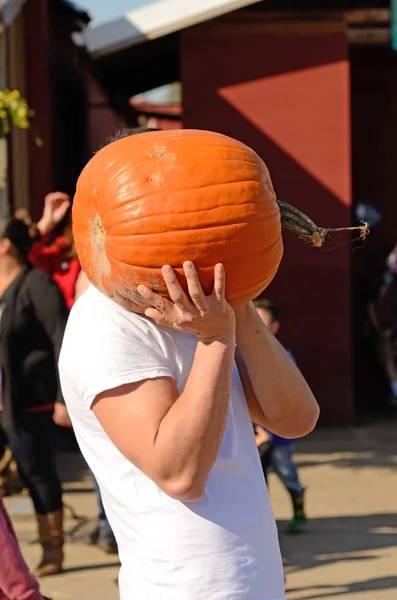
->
[287,490,307,535]
[287,515,306,534]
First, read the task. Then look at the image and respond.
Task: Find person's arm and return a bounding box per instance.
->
[234,302,319,439]
[92,262,235,502]
[254,425,271,447]
[367,301,386,336]
[29,271,72,427]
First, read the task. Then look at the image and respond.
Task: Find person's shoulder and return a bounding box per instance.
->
[23,265,61,294]
[70,285,148,330]
[26,265,54,284]
[63,285,163,354]
[59,286,175,404]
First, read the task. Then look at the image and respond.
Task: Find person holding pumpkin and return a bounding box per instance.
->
[59,128,320,599]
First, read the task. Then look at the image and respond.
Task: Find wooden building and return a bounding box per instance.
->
[1,0,90,220]
[78,1,397,426]
[4,0,397,426]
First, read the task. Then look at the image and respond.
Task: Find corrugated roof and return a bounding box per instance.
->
[80,0,263,57]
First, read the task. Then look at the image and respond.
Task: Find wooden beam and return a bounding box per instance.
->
[186,20,346,39]
[348,27,390,45]
[227,9,390,25]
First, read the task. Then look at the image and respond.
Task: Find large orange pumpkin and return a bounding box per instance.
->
[72,129,283,309]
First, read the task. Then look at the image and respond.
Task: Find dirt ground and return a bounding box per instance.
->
[5,419,397,599]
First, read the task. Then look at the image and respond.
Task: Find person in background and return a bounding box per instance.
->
[27,192,81,310]
[0,217,70,576]
[17,198,117,555]
[254,424,273,484]
[74,271,117,555]
[0,494,51,599]
[365,248,397,408]
[254,299,307,535]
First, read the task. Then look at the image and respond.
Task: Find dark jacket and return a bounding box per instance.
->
[0,264,68,431]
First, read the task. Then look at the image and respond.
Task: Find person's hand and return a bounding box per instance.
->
[37,191,71,235]
[254,425,271,446]
[137,261,235,344]
[53,402,73,428]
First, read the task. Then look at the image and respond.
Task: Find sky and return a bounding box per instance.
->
[75,0,156,26]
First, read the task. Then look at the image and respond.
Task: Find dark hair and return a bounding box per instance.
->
[253,298,280,323]
[0,217,33,261]
[98,126,161,151]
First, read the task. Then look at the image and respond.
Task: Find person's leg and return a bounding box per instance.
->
[0,494,46,600]
[257,441,273,486]
[89,471,117,554]
[91,472,106,522]
[7,413,64,577]
[271,444,306,534]
[379,337,397,407]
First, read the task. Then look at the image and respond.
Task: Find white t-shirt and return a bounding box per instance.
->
[59,285,285,600]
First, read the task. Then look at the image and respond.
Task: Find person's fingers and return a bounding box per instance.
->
[137,285,174,316]
[184,262,206,310]
[46,191,70,204]
[212,263,226,302]
[144,308,175,329]
[161,265,190,310]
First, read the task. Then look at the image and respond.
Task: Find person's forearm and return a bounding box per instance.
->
[235,303,319,438]
[36,218,52,236]
[367,304,383,335]
[155,336,235,501]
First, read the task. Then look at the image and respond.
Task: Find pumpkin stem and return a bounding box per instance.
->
[277,200,370,248]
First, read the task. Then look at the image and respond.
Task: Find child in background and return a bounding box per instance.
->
[254,299,307,535]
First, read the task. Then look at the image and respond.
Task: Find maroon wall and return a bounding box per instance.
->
[182,20,353,426]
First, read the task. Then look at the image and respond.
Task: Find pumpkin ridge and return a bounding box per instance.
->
[107,206,277,236]
[108,233,282,269]
[102,183,273,227]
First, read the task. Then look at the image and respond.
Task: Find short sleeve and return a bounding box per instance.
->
[59,287,174,407]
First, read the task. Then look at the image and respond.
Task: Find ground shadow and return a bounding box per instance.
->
[279,513,397,573]
[62,561,120,574]
[287,575,397,599]
[291,419,397,472]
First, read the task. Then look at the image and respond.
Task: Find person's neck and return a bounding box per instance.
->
[0,258,24,295]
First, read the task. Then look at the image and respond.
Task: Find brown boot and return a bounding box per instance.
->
[34,509,64,577]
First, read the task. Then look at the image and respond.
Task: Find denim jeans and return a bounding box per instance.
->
[6,412,63,515]
[91,472,106,523]
[91,471,116,542]
[270,444,304,496]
